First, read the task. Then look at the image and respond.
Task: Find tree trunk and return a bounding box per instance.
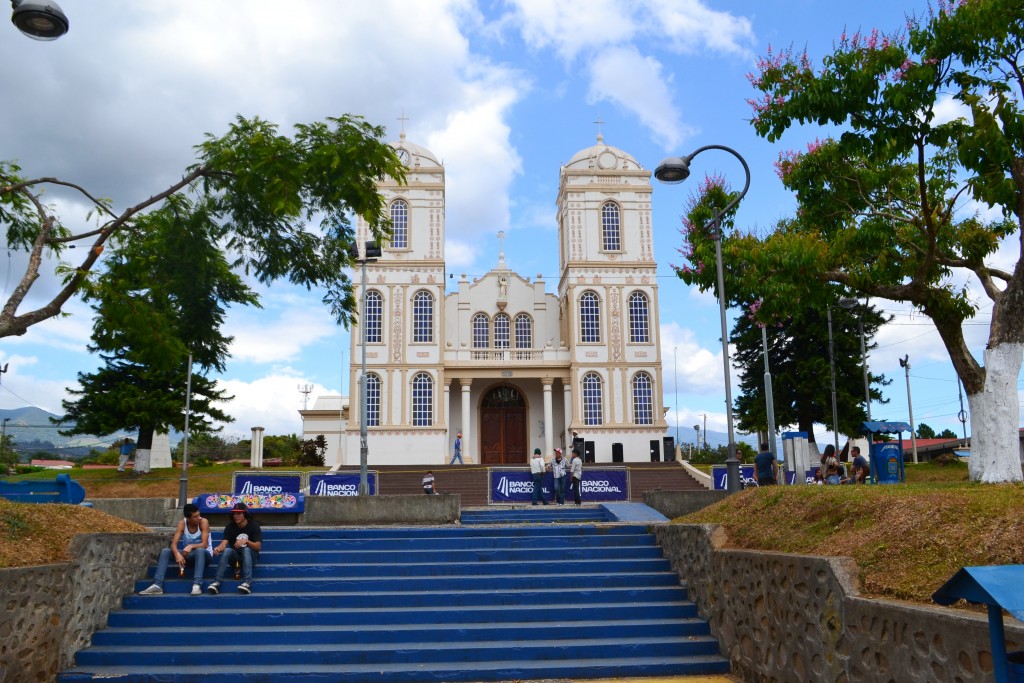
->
[967,343,1024,483]
[134,425,156,475]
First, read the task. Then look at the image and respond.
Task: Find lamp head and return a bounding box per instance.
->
[899,355,909,369]
[838,297,859,310]
[11,0,69,40]
[654,156,692,184]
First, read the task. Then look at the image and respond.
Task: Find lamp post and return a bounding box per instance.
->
[10,0,68,40]
[674,346,679,444]
[761,327,779,480]
[1,417,10,471]
[353,240,381,496]
[827,304,840,457]
[177,354,193,509]
[693,424,701,452]
[899,355,919,463]
[839,297,871,422]
[656,145,750,493]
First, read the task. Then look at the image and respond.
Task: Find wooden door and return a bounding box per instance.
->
[479,386,528,464]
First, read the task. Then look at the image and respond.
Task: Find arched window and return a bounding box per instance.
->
[365,373,381,427]
[582,372,603,426]
[514,313,532,358]
[632,372,654,425]
[494,313,510,350]
[602,202,621,251]
[472,314,489,349]
[411,372,433,426]
[628,291,649,343]
[364,290,383,344]
[579,291,600,343]
[412,290,433,343]
[390,199,408,249]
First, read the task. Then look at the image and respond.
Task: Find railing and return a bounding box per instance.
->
[468,349,541,361]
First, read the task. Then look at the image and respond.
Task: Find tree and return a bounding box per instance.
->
[731,303,891,445]
[0,114,404,339]
[680,0,1022,482]
[57,200,256,453]
[937,428,958,439]
[917,423,937,439]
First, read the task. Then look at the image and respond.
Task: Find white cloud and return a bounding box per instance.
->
[659,322,724,394]
[227,304,340,365]
[509,0,637,61]
[215,373,332,438]
[588,46,693,150]
[931,93,971,125]
[646,0,755,56]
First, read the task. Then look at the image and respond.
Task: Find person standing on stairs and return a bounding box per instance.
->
[139,503,213,596]
[530,448,548,505]
[549,448,567,505]
[422,470,436,494]
[570,446,583,505]
[207,502,263,595]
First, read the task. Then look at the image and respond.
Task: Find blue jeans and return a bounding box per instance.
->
[552,479,569,505]
[531,473,546,504]
[215,546,257,583]
[152,547,212,587]
[449,450,463,465]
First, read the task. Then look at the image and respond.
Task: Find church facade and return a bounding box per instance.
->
[300,132,669,466]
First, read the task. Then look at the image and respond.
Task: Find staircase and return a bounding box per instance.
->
[59,522,729,682]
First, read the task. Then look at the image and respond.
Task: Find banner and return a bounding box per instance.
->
[233,473,302,496]
[194,492,304,513]
[713,465,827,487]
[489,469,629,503]
[309,473,377,496]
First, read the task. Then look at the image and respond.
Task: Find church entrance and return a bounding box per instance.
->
[479,385,527,464]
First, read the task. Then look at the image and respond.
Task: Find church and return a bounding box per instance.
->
[300,131,670,467]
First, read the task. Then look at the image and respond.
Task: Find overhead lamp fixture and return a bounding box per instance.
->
[11,0,69,41]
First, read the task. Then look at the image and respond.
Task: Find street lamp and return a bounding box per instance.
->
[693,424,701,452]
[674,346,679,445]
[899,355,919,463]
[11,0,68,40]
[656,145,750,493]
[827,304,840,457]
[1,417,10,471]
[760,327,779,480]
[177,354,194,509]
[353,240,381,496]
[840,298,871,424]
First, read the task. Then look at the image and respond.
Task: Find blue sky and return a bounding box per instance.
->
[0,0,1014,446]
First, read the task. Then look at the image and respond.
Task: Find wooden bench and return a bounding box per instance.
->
[0,473,87,504]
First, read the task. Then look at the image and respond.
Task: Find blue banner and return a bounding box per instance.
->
[194,492,304,513]
[713,465,820,488]
[309,473,377,496]
[234,474,302,496]
[489,469,629,503]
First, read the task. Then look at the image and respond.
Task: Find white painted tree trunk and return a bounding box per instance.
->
[967,343,1024,483]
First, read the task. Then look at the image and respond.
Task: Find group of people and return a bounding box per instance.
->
[530,446,583,505]
[139,501,263,596]
[753,443,872,486]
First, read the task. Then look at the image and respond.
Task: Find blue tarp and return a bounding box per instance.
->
[933,565,1024,622]
[861,421,912,434]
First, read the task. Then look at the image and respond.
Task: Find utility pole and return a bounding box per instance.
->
[899,355,919,464]
[298,384,313,411]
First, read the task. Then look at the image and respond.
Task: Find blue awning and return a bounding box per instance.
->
[860,421,912,434]
[932,565,1024,622]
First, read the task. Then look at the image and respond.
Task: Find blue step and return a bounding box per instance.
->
[461,507,613,524]
[61,523,728,681]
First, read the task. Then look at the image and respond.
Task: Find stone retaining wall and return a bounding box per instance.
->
[0,532,164,682]
[655,524,1024,683]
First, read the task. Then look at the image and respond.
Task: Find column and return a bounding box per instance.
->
[443,380,451,430]
[460,379,472,463]
[250,426,265,469]
[563,382,573,448]
[542,379,554,457]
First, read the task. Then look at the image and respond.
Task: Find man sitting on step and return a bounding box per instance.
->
[207,502,263,595]
[138,503,213,596]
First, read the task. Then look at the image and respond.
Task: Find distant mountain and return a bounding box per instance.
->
[0,406,130,458]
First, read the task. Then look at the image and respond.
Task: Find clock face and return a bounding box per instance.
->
[397,148,410,165]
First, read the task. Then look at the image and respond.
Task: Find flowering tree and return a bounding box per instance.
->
[679,0,1024,482]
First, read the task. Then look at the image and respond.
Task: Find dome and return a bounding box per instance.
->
[391,131,441,168]
[565,133,642,172]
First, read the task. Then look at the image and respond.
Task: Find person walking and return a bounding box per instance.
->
[570,446,583,505]
[117,437,136,472]
[139,503,213,596]
[753,442,778,486]
[449,432,463,465]
[550,448,567,505]
[529,448,548,505]
[207,502,263,595]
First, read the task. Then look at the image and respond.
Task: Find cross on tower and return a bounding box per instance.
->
[594,114,604,143]
[397,111,410,134]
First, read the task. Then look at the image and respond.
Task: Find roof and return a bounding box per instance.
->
[391,132,440,167]
[565,135,642,171]
[932,565,1024,622]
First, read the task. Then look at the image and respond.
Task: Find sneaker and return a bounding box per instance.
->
[238,582,252,595]
[138,584,163,595]
[206,582,220,595]
[190,584,202,596]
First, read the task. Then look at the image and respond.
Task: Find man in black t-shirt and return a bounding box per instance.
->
[207,502,263,595]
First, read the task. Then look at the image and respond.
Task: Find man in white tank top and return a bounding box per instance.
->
[139,503,213,596]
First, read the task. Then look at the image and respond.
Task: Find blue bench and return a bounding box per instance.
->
[193,492,305,514]
[0,473,87,504]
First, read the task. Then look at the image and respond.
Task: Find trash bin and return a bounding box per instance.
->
[870,442,905,483]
